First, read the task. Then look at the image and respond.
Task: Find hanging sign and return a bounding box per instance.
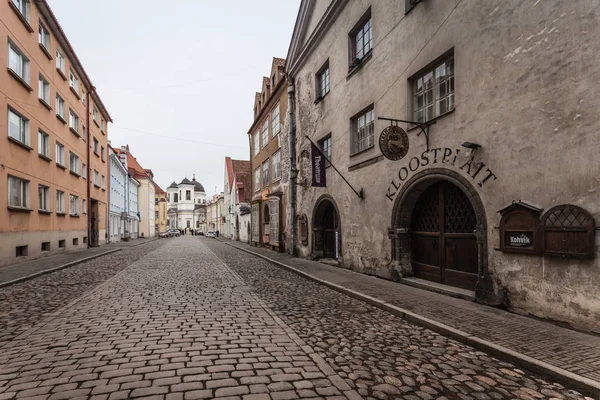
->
[379,125,409,161]
[311,143,326,187]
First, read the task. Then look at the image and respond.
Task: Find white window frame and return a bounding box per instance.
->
[272,151,281,182]
[317,64,330,99]
[82,163,86,179]
[319,135,332,167]
[69,69,79,92]
[254,168,260,192]
[56,94,65,119]
[271,103,280,136]
[262,160,269,188]
[101,118,105,132]
[55,141,65,166]
[69,151,79,174]
[413,56,455,123]
[38,74,50,104]
[93,106,98,122]
[261,120,269,148]
[94,170,100,187]
[56,48,66,74]
[38,129,49,158]
[8,175,30,209]
[351,106,374,155]
[56,190,65,213]
[11,0,31,22]
[8,40,30,84]
[8,107,30,146]
[38,184,50,211]
[38,21,50,49]
[69,109,79,132]
[82,199,87,214]
[101,175,105,189]
[93,138,99,154]
[69,194,79,215]
[253,131,259,156]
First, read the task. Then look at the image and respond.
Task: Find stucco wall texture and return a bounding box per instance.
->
[290,0,600,331]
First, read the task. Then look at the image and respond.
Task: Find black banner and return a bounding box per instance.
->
[311,143,326,187]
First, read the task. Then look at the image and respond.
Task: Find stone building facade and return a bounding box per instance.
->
[223,157,251,241]
[286,0,600,331]
[154,183,168,235]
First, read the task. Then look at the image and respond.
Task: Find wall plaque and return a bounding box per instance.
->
[498,201,542,255]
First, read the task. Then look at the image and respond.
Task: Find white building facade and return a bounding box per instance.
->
[166,177,207,232]
[109,147,127,243]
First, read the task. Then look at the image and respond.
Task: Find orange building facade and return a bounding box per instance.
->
[0,0,111,266]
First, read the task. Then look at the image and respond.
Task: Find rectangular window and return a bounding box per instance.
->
[319,134,332,167]
[82,125,86,142]
[186,190,191,200]
[271,103,280,136]
[272,151,281,181]
[69,109,79,133]
[94,170,100,186]
[82,199,87,214]
[38,74,50,104]
[38,22,50,49]
[55,94,65,119]
[82,163,86,179]
[55,142,64,166]
[174,193,178,203]
[254,168,260,192]
[413,55,454,123]
[11,0,31,22]
[56,48,65,73]
[69,69,79,92]
[261,120,269,148]
[101,118,105,132]
[38,130,49,158]
[351,106,374,155]
[93,138,99,154]
[101,146,105,161]
[8,175,29,209]
[351,12,372,63]
[38,185,50,211]
[101,175,105,189]
[93,106,98,122]
[8,107,30,145]
[262,160,269,188]
[69,151,79,174]
[253,131,259,156]
[8,40,30,83]
[69,194,79,215]
[317,63,330,99]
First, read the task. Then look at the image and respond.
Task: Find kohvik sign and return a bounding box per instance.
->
[385,147,497,201]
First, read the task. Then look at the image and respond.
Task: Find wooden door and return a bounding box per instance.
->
[323,203,338,259]
[411,182,478,290]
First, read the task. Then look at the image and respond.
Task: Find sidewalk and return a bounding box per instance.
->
[217,238,600,397]
[0,237,158,287]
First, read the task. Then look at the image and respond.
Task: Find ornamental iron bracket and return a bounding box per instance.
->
[378,117,436,151]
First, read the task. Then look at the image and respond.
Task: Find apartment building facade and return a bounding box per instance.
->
[249,58,289,252]
[108,146,126,243]
[155,183,167,235]
[0,0,111,266]
[286,0,600,331]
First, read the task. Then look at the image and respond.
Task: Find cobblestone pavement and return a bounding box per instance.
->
[0,239,166,345]
[0,237,360,400]
[204,239,592,400]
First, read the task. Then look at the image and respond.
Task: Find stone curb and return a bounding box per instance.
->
[0,248,122,289]
[218,239,600,398]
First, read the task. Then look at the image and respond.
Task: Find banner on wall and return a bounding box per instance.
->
[311,143,326,187]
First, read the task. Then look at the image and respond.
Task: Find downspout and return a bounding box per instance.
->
[86,88,92,248]
[288,77,297,256]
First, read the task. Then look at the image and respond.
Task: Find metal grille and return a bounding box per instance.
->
[444,184,476,233]
[411,185,439,232]
[544,206,592,227]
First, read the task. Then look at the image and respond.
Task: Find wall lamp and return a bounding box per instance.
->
[461,142,481,158]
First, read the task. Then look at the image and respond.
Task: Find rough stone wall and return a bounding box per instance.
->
[291,0,600,331]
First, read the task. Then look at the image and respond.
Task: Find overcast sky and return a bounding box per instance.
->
[50,0,299,197]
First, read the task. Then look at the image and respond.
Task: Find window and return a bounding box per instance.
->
[81,90,85,105]
[271,103,280,136]
[351,12,372,64]
[351,106,374,155]
[16,245,28,257]
[101,146,105,161]
[186,190,191,200]
[38,130,49,158]
[82,163,86,179]
[94,170,100,186]
[93,138,99,154]
[38,185,50,211]
[41,242,50,252]
[8,40,30,84]
[56,48,65,74]
[82,125,86,142]
[8,175,29,209]
[101,119,105,132]
[93,106,98,122]
[254,168,260,192]
[317,63,330,99]
[261,120,269,148]
[187,221,191,228]
[319,134,332,167]
[56,94,65,120]
[174,193,178,203]
[69,152,79,174]
[69,69,79,92]
[69,110,79,133]
[272,151,281,181]
[11,0,31,22]
[101,175,105,189]
[69,195,79,215]
[8,108,29,146]
[253,131,259,156]
[38,22,50,49]
[82,199,87,214]
[413,56,454,123]
[55,142,64,166]
[58,239,65,248]
[155,211,159,219]
[262,160,269,188]
[37,74,50,105]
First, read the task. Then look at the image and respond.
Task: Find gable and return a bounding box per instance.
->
[303,0,334,49]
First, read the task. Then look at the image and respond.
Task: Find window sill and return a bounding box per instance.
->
[314,92,329,104]
[407,108,456,132]
[69,170,80,177]
[7,68,33,92]
[101,188,106,191]
[347,50,373,80]
[8,136,32,151]
[39,43,52,60]
[56,114,67,125]
[101,129,105,135]
[8,205,33,213]
[57,68,67,81]
[93,119,100,128]
[38,209,52,215]
[70,127,80,137]
[70,214,80,218]
[94,151,99,157]
[39,98,52,111]
[56,163,66,170]
[70,86,81,99]
[38,153,52,162]
[349,144,375,158]
[8,1,34,32]
[56,212,66,216]
[94,184,101,188]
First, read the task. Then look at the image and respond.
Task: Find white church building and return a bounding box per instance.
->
[166,176,207,232]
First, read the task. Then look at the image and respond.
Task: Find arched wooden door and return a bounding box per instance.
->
[411,182,478,290]
[322,203,338,259]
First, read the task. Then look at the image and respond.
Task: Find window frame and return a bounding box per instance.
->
[94,170,100,187]
[69,109,79,134]
[38,184,50,212]
[69,68,79,93]
[8,175,30,209]
[272,151,281,182]
[7,39,30,84]
[410,51,455,123]
[271,103,280,137]
[8,106,30,146]
[69,151,79,175]
[350,105,375,156]
[38,74,50,105]
[55,94,65,120]
[55,141,65,167]
[349,8,373,66]
[261,120,269,148]
[38,129,50,158]
[56,190,65,213]
[262,159,270,188]
[82,163,86,179]
[318,134,332,168]
[253,131,259,156]
[254,167,260,192]
[56,48,66,75]
[38,21,50,50]
[316,61,330,100]
[11,0,31,22]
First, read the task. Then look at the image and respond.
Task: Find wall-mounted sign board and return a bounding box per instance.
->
[498,201,542,255]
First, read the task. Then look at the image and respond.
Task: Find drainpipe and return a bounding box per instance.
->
[288,77,297,256]
[86,88,92,248]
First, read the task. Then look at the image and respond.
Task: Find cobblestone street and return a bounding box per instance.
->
[0,237,592,400]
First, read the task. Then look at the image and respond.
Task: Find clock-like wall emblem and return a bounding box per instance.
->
[379,125,409,161]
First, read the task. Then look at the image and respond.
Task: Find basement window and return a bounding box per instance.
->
[83,237,88,244]
[16,245,28,257]
[58,239,65,249]
[73,238,79,246]
[41,242,50,252]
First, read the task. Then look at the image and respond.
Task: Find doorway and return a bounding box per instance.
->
[313,196,340,260]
